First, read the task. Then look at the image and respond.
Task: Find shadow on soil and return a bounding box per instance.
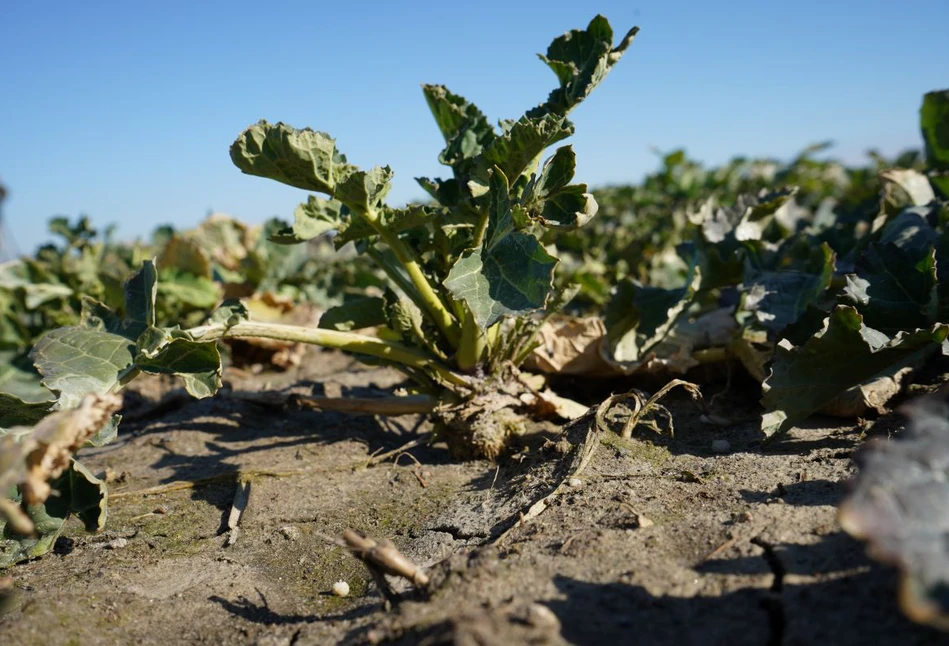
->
[547,563,942,646]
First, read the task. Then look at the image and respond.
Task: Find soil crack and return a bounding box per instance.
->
[427,525,486,541]
[751,536,787,646]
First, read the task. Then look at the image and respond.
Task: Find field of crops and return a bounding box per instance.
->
[3,15,949,645]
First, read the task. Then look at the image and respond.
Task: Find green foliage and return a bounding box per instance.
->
[229,15,634,371]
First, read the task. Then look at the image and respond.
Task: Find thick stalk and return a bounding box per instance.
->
[456,310,486,372]
[190,320,469,389]
[362,208,461,347]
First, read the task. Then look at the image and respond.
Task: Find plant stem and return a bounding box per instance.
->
[456,310,486,372]
[362,208,461,347]
[293,395,437,415]
[191,320,469,389]
[472,209,490,249]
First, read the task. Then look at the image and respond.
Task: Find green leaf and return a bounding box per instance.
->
[760,306,949,439]
[0,394,52,429]
[123,260,157,337]
[921,89,949,197]
[318,297,387,331]
[423,85,491,143]
[605,265,702,363]
[334,166,394,214]
[740,238,835,333]
[208,299,250,328]
[157,271,221,310]
[336,204,438,246]
[536,146,577,196]
[30,327,136,410]
[269,196,346,244]
[0,353,54,407]
[156,235,212,279]
[540,185,598,229]
[444,233,558,330]
[485,168,515,248]
[843,245,938,334]
[136,336,222,399]
[481,114,574,181]
[230,120,358,194]
[528,16,638,119]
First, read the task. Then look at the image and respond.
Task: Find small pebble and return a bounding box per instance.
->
[332,580,350,597]
[567,477,583,488]
[525,602,561,631]
[106,538,128,550]
[711,439,731,454]
[278,525,301,541]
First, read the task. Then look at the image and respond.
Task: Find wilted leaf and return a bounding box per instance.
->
[760,306,949,439]
[0,392,121,541]
[604,266,701,364]
[135,336,222,399]
[526,316,615,376]
[1,459,107,567]
[839,389,949,630]
[880,168,936,206]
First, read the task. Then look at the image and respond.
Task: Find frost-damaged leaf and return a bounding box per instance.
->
[839,390,949,630]
[880,169,936,206]
[604,265,701,365]
[444,169,558,329]
[230,120,358,194]
[760,306,949,439]
[528,15,638,119]
[30,327,136,410]
[0,392,120,542]
[692,188,798,289]
[1,459,107,567]
[269,196,346,244]
[921,89,949,197]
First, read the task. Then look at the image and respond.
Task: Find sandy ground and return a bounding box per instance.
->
[0,348,943,646]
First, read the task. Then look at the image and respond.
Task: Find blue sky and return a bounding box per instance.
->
[2,1,947,252]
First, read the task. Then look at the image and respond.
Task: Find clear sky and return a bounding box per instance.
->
[2,0,947,252]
